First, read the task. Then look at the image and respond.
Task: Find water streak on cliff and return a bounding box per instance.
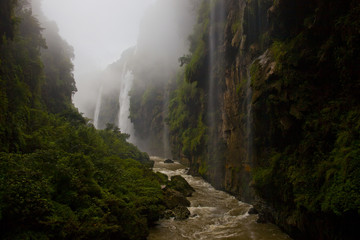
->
[246,67,253,166]
[207,0,226,172]
[93,85,103,129]
[163,87,171,158]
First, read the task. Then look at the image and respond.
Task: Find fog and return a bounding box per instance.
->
[35,0,199,155]
[87,0,198,155]
[39,0,157,116]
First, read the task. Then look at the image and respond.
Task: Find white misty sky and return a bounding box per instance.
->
[41,0,157,113]
[42,0,156,74]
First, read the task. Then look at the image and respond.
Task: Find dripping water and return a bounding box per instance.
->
[93,85,103,129]
[246,67,253,166]
[163,87,171,159]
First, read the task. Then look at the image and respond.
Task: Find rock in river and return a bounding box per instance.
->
[164,159,174,163]
[167,175,195,197]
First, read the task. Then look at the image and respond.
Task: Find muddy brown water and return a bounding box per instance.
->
[148,156,292,240]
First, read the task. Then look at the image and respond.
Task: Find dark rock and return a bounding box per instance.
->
[163,188,190,209]
[167,175,195,197]
[248,207,258,215]
[257,215,268,224]
[161,207,190,220]
[155,172,168,185]
[173,206,190,220]
[164,159,174,163]
[162,209,175,219]
[254,198,276,224]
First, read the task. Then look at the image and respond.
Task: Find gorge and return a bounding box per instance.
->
[94,0,360,239]
[0,0,359,239]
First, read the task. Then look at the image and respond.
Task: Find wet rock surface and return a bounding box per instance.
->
[164,159,174,163]
[167,175,195,197]
[163,188,190,209]
[161,174,194,220]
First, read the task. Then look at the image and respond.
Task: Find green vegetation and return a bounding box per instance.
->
[168,0,360,237]
[0,0,17,41]
[0,2,165,239]
[251,0,360,237]
[167,1,211,173]
[167,72,207,165]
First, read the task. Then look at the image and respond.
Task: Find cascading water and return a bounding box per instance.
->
[207,0,225,137]
[117,65,135,142]
[93,85,103,129]
[163,87,171,158]
[206,0,226,182]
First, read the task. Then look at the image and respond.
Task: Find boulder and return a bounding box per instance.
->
[164,159,174,163]
[161,175,194,221]
[162,207,190,220]
[163,188,190,209]
[173,206,190,220]
[167,175,195,197]
[248,207,258,215]
[162,209,175,219]
[155,172,168,185]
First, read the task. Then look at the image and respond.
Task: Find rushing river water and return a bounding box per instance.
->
[148,157,291,240]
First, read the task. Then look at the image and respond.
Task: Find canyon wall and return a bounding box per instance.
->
[167,0,360,239]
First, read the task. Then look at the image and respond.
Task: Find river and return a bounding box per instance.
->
[148,156,291,240]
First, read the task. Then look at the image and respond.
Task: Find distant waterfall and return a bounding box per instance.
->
[117,66,135,142]
[163,88,171,158]
[94,85,103,129]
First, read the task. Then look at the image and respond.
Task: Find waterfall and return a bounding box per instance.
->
[93,85,103,129]
[117,65,135,142]
[207,0,225,160]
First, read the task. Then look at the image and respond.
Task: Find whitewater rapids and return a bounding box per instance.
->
[148,157,291,240]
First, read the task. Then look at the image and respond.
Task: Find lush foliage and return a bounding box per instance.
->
[167,73,207,162]
[167,1,211,174]
[252,0,360,237]
[0,2,164,239]
[40,20,76,114]
[167,0,360,238]
[0,0,17,41]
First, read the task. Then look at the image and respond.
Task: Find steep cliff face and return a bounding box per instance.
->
[168,0,272,200]
[250,0,360,238]
[128,0,198,156]
[169,0,360,238]
[93,48,135,130]
[221,0,272,202]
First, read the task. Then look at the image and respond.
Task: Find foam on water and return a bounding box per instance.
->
[148,156,292,240]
